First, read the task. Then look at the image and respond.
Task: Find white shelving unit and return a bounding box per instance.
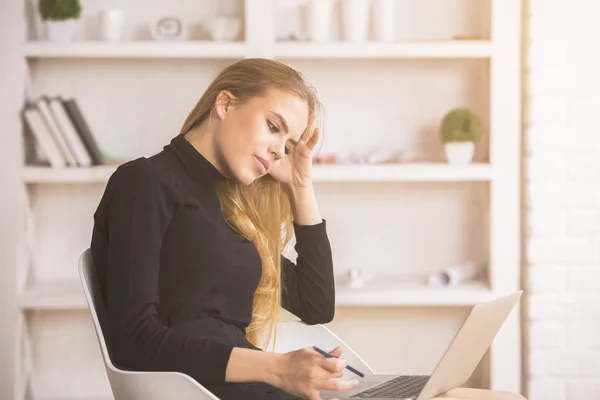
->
[15,0,522,399]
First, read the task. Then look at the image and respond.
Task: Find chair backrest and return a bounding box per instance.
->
[79,249,112,361]
[78,248,219,400]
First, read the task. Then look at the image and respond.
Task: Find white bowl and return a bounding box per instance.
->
[208,17,241,41]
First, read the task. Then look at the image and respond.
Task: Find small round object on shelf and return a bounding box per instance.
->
[150,16,186,41]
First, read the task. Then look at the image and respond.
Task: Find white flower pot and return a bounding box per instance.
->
[444,142,475,165]
[46,20,77,42]
[341,0,370,42]
[306,0,334,42]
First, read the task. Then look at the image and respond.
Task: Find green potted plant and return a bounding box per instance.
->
[439,107,483,165]
[38,0,82,42]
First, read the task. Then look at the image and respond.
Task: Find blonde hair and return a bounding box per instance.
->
[180,58,322,350]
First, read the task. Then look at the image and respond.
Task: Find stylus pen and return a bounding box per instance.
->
[313,346,365,378]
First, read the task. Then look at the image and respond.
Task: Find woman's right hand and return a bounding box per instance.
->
[273,346,360,400]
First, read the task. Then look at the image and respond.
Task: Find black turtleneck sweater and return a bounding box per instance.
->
[90,134,335,387]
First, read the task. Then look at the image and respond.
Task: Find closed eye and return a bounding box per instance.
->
[267,119,280,134]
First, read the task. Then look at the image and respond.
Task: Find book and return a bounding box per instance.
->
[23,95,106,168]
[34,96,78,166]
[48,96,93,167]
[61,98,105,165]
[22,105,66,168]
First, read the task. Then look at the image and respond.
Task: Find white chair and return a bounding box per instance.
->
[78,248,373,400]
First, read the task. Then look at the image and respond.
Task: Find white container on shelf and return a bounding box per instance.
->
[99,9,127,41]
[208,17,242,41]
[444,142,475,165]
[341,0,370,42]
[45,20,77,42]
[306,0,334,42]
[371,0,395,42]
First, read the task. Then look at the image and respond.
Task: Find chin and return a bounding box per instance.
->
[232,169,260,186]
[221,159,257,186]
[237,177,256,186]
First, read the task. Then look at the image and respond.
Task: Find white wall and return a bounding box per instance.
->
[524,0,600,399]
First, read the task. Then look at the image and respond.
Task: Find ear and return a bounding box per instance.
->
[214,90,236,120]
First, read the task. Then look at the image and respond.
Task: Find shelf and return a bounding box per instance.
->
[23,40,494,60]
[335,280,496,307]
[17,279,496,309]
[38,397,113,400]
[273,40,494,59]
[18,280,87,310]
[23,163,493,184]
[312,163,493,182]
[23,165,119,183]
[24,41,248,59]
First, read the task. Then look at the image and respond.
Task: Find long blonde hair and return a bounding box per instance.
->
[179,58,322,350]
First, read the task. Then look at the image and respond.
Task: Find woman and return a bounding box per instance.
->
[90,58,525,400]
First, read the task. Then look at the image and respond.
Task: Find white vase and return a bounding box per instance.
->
[45,20,77,42]
[100,9,127,41]
[444,142,475,165]
[341,0,370,42]
[306,0,334,42]
[371,0,395,42]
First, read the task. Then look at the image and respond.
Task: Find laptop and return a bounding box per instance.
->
[320,291,523,400]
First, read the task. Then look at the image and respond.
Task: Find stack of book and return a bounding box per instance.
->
[22,96,104,168]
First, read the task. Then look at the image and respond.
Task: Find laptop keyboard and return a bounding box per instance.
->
[350,375,429,399]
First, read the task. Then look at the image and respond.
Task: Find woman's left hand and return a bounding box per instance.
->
[269,111,320,189]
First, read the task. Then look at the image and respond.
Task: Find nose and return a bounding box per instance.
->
[271,149,284,161]
[269,142,286,161]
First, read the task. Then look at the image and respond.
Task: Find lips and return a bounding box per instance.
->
[254,155,271,175]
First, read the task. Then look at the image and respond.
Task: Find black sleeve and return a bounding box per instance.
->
[281,220,336,324]
[95,160,234,385]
